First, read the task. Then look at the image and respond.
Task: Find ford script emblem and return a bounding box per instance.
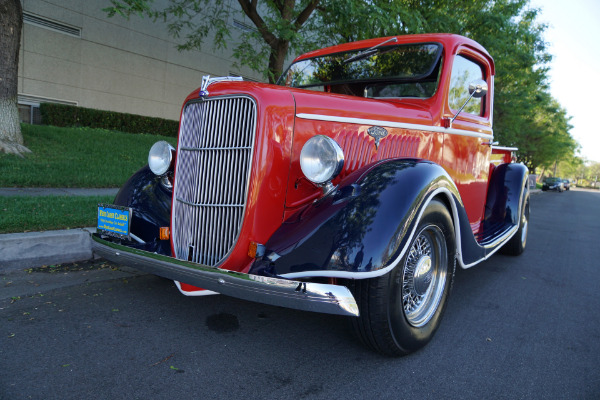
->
[367,126,388,150]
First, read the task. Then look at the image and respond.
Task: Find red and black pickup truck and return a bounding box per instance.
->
[93,33,529,356]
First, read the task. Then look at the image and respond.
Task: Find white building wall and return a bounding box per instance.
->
[18,0,263,121]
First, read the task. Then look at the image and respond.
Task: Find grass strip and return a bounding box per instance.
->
[0,195,113,234]
[0,124,177,188]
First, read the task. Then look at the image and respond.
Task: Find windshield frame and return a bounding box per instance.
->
[277,41,443,89]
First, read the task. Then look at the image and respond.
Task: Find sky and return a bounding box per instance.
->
[533,0,600,163]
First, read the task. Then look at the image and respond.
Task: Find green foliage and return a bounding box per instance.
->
[103,0,420,82]
[0,124,177,188]
[0,195,113,234]
[103,0,577,170]
[399,0,575,171]
[576,161,600,185]
[40,103,178,137]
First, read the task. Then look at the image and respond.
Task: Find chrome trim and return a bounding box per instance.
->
[172,95,257,267]
[492,145,518,152]
[300,135,345,185]
[92,234,359,317]
[483,140,499,146]
[200,75,243,97]
[129,232,145,244]
[296,113,494,140]
[449,79,488,128]
[160,175,173,190]
[367,126,388,149]
[480,225,518,249]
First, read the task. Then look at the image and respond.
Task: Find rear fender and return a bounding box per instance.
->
[483,163,529,228]
[250,159,463,279]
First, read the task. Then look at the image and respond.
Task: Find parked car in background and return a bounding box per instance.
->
[542,177,564,192]
[562,179,571,191]
[93,34,530,356]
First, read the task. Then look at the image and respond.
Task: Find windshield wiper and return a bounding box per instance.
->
[343,37,398,64]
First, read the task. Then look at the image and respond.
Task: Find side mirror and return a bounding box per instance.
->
[448,79,488,127]
[468,79,488,98]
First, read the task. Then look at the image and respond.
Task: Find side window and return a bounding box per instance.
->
[449,55,484,115]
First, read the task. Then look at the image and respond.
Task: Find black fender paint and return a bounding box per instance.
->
[250,160,529,277]
[439,163,529,267]
[250,159,463,277]
[112,165,173,256]
[107,160,527,275]
[483,163,529,229]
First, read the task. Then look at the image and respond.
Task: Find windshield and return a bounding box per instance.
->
[546,178,561,183]
[279,42,442,98]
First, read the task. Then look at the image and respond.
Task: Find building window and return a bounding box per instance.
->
[18,95,77,125]
[18,103,42,125]
[23,12,81,38]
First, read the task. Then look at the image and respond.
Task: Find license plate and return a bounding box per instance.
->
[97,204,132,239]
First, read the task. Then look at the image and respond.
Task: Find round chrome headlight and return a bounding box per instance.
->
[148,141,174,176]
[300,135,344,185]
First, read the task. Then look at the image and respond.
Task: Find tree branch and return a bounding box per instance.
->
[293,0,319,31]
[237,0,277,47]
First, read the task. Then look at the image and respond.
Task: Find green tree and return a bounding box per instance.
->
[105,0,322,82]
[406,0,574,171]
[104,0,422,82]
[309,0,578,170]
[556,156,584,179]
[105,0,576,168]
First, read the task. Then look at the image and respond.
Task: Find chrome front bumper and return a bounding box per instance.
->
[91,234,359,317]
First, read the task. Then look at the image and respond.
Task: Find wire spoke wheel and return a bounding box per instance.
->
[349,199,455,356]
[401,224,447,327]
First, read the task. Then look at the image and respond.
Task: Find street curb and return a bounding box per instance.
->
[0,228,95,272]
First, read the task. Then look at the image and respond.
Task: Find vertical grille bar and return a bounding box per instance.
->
[172,96,257,266]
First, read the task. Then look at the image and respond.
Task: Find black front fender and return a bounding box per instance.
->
[111,166,173,256]
[250,159,461,279]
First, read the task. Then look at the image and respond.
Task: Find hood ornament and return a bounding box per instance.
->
[367,126,388,150]
[199,75,244,98]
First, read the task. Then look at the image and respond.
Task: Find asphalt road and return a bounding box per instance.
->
[1,188,599,400]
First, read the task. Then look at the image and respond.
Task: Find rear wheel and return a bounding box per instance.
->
[501,193,529,256]
[350,199,455,356]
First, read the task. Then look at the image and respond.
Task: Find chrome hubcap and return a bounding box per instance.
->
[402,225,447,327]
[413,256,433,295]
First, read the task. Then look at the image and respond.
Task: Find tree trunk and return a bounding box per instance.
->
[0,0,30,156]
[268,40,289,84]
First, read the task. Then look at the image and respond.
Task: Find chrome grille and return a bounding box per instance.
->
[172,96,257,266]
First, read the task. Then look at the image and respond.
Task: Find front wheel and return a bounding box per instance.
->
[349,199,455,356]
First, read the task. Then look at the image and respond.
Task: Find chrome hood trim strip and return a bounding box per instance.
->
[296,113,493,140]
[92,234,359,317]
